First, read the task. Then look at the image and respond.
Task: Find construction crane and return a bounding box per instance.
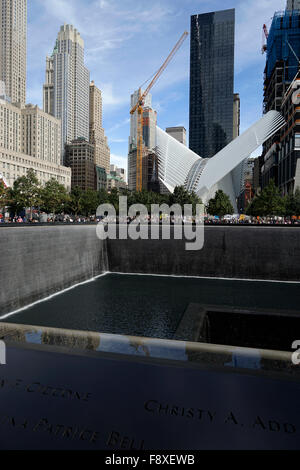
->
[130,31,188,192]
[262,24,269,54]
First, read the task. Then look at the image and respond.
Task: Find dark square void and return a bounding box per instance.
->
[199,309,300,352]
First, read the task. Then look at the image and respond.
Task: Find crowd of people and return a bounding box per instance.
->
[205,216,300,225]
[1,212,300,225]
[0,213,97,224]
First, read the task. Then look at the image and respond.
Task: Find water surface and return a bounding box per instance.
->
[2,274,300,339]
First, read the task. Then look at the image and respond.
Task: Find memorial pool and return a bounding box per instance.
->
[1,273,299,341]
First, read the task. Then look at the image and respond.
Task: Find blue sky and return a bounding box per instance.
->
[27,0,286,171]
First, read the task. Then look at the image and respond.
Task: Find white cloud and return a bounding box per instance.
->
[110,153,128,171]
[107,118,130,134]
[109,138,127,143]
[37,0,83,31]
[86,37,129,57]
[235,0,286,74]
[100,83,129,108]
[98,0,109,9]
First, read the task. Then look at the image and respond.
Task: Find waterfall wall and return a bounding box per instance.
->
[0,226,108,315]
[107,226,300,281]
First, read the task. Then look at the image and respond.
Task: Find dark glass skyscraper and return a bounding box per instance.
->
[261,6,300,194]
[189,9,235,159]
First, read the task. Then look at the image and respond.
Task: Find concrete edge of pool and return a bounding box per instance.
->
[0,322,298,380]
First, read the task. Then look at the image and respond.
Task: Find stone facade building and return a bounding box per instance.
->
[65,138,95,191]
[0,0,27,105]
[43,24,90,160]
[0,98,71,189]
[89,81,110,173]
[166,127,187,146]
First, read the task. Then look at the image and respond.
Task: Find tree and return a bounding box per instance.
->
[169,186,202,215]
[127,189,156,213]
[246,196,264,217]
[108,188,120,212]
[284,193,297,217]
[80,188,100,216]
[40,178,69,216]
[247,180,285,217]
[259,180,285,216]
[206,190,234,217]
[9,169,41,219]
[285,187,300,217]
[67,186,83,216]
[0,180,8,220]
[98,188,109,206]
[0,180,7,207]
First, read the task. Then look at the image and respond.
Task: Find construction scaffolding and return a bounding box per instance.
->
[267,10,300,81]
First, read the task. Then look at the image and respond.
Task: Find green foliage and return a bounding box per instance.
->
[284,188,300,217]
[107,188,120,212]
[98,188,109,205]
[40,178,69,215]
[246,180,286,217]
[5,181,205,218]
[6,170,300,220]
[66,186,83,216]
[246,197,263,217]
[80,188,100,216]
[169,186,202,215]
[206,190,234,217]
[0,180,8,207]
[127,189,169,211]
[9,169,41,217]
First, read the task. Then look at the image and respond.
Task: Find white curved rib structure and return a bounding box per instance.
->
[156,126,200,192]
[156,110,286,207]
[194,111,285,200]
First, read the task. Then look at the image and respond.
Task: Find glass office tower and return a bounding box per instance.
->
[261,7,300,193]
[189,9,235,159]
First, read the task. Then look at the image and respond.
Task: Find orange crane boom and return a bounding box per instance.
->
[130,31,188,191]
[262,24,269,54]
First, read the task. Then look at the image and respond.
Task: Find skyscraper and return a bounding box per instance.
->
[89,81,110,173]
[43,24,90,161]
[65,138,95,191]
[189,9,235,159]
[233,93,240,140]
[0,2,71,189]
[0,0,27,104]
[43,56,54,116]
[287,0,300,10]
[128,89,157,190]
[261,3,300,194]
[129,89,152,150]
[166,127,187,146]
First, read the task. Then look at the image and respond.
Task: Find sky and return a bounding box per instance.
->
[27,0,287,172]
